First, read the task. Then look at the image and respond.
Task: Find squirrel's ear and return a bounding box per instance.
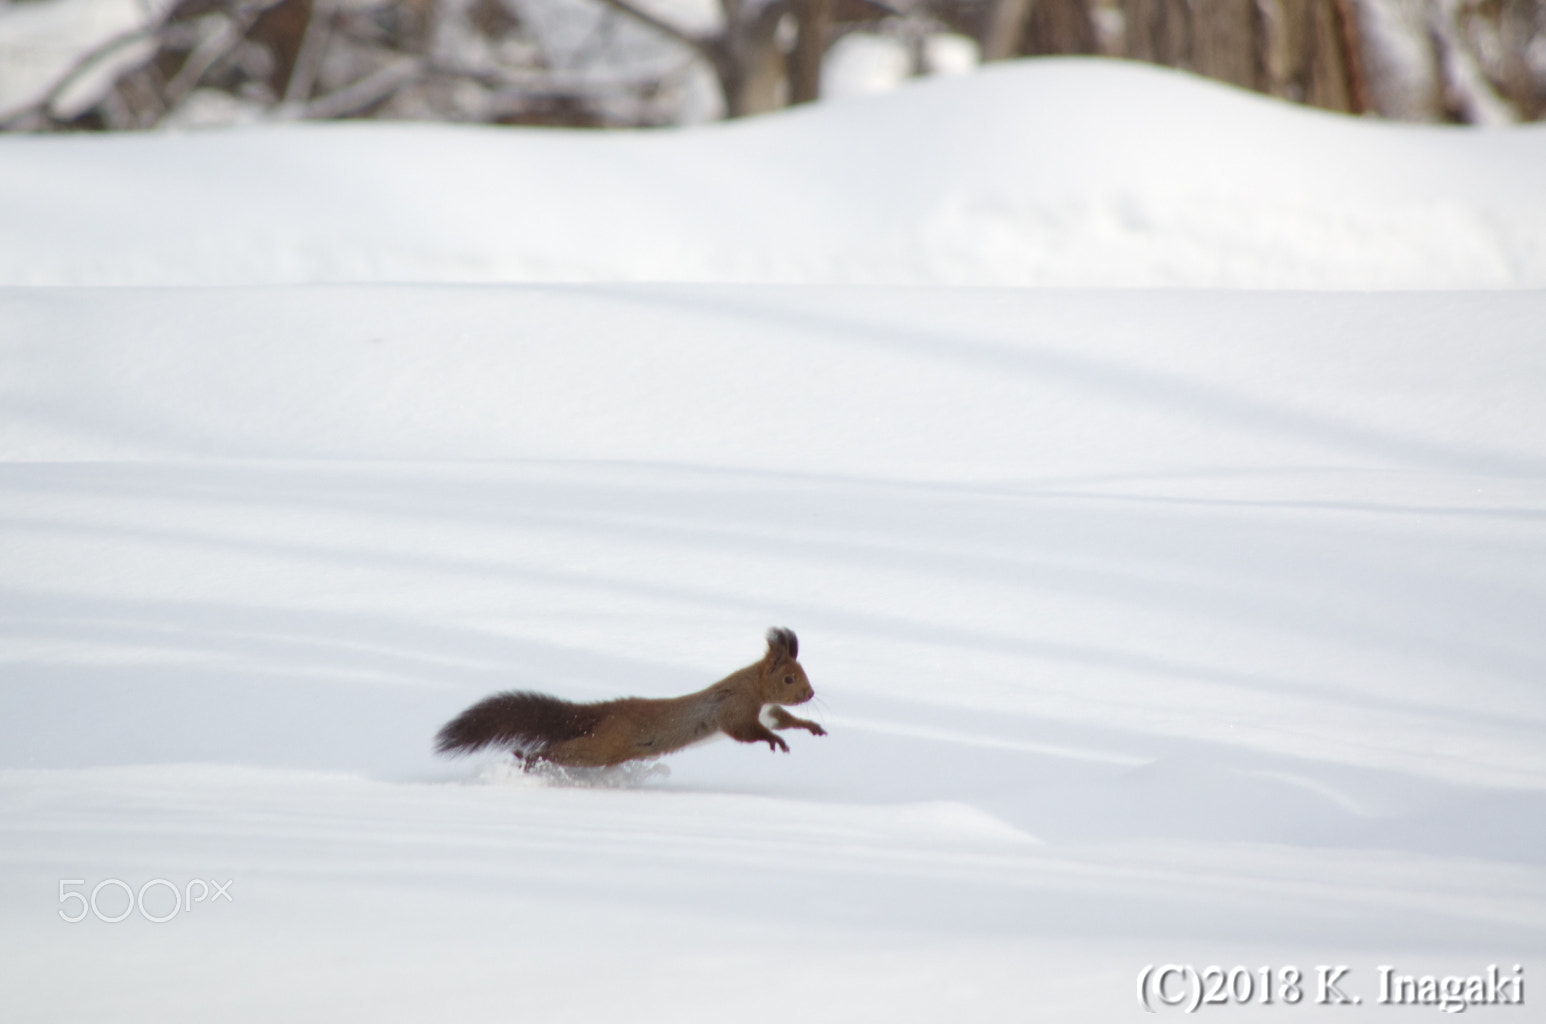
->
[764,627,798,665]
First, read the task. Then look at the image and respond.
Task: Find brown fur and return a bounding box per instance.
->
[434,628,825,769]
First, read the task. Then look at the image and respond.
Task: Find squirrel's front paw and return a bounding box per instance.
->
[807,723,827,736]
[768,735,790,753]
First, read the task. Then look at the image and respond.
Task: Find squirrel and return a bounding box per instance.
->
[434,627,826,769]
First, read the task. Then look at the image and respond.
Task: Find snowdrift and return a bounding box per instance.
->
[1,59,1544,289]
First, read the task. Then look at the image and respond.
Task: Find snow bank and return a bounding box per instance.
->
[1,59,1543,289]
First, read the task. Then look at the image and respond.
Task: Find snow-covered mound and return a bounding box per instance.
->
[2,58,1544,289]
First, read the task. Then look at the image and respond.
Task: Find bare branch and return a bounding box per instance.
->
[589,0,718,63]
[293,57,425,120]
[0,0,289,130]
[283,0,334,107]
[1,22,168,127]
[162,14,257,112]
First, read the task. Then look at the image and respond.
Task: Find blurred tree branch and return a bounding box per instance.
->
[1,0,1541,129]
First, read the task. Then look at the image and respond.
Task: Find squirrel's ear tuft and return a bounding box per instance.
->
[765,627,798,663]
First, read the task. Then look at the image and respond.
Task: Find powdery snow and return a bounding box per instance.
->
[1,60,1544,1023]
[1,59,1544,289]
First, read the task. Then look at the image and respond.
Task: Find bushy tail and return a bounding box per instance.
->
[434,690,604,757]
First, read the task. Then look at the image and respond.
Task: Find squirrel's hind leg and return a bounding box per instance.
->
[537,724,641,768]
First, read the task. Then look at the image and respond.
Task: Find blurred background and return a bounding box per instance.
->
[1,0,1542,131]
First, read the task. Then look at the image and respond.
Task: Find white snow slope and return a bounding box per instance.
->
[1,59,1545,290]
[2,60,1545,1023]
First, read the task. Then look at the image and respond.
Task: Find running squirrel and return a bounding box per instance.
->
[434,628,826,769]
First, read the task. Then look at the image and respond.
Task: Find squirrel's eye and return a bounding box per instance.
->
[784,675,794,685]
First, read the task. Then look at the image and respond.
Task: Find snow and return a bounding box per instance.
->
[2,59,1545,1021]
[2,59,1545,289]
[823,32,917,99]
[0,0,174,121]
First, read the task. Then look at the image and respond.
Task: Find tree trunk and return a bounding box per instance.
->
[712,0,789,117]
[981,0,1037,61]
[788,0,831,102]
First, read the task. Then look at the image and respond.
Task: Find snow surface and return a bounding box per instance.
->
[2,59,1545,289]
[2,60,1545,1022]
